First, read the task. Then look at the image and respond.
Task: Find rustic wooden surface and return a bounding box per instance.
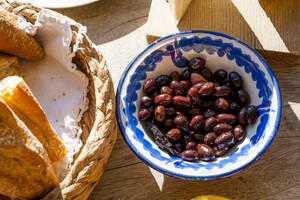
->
[56,0,300,199]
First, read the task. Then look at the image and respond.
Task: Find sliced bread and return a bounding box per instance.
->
[0,9,44,60]
[0,98,59,199]
[0,53,20,80]
[0,76,67,163]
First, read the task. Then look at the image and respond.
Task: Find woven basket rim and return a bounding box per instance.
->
[0,1,117,199]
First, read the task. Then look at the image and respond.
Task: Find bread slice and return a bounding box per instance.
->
[0,76,67,163]
[0,99,59,199]
[0,53,20,80]
[0,9,44,60]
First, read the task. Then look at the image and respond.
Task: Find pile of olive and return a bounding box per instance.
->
[138,57,258,162]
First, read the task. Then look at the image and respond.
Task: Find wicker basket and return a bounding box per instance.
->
[0,1,118,199]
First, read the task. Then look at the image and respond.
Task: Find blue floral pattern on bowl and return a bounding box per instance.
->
[116,30,281,180]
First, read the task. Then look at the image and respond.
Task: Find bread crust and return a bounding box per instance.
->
[0,10,44,60]
[0,53,20,80]
[0,76,67,163]
[0,99,59,199]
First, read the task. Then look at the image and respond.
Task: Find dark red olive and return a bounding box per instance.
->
[214,132,235,150]
[247,105,258,124]
[163,118,174,127]
[187,87,199,98]
[181,150,199,162]
[237,90,250,104]
[215,85,232,97]
[141,96,153,107]
[215,98,229,111]
[151,90,160,99]
[170,71,180,81]
[204,109,216,118]
[204,132,217,146]
[181,69,191,80]
[154,94,172,106]
[182,134,192,144]
[198,82,215,97]
[160,86,172,95]
[214,69,227,81]
[186,141,197,150]
[188,57,205,72]
[170,80,185,96]
[165,107,176,116]
[191,72,207,84]
[230,102,241,112]
[204,117,218,131]
[199,99,213,108]
[154,105,166,122]
[172,96,191,110]
[166,128,182,142]
[174,115,189,132]
[214,147,228,157]
[197,144,215,161]
[229,71,243,89]
[213,123,233,134]
[180,80,191,92]
[148,106,154,114]
[174,142,184,153]
[143,78,156,94]
[155,75,169,87]
[201,68,213,81]
[192,133,204,142]
[192,82,205,89]
[216,113,236,125]
[187,107,202,116]
[234,124,245,141]
[238,107,248,125]
[189,115,204,131]
[138,109,151,121]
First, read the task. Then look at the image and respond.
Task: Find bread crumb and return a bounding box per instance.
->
[53,98,56,102]
[61,125,65,128]
[62,92,66,96]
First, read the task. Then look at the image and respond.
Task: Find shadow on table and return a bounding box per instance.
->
[258,0,300,53]
[174,0,300,65]
[56,0,151,45]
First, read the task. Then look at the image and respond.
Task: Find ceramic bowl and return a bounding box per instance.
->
[116,30,281,180]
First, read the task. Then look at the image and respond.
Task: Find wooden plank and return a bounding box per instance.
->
[89,137,300,200]
[56,2,300,199]
[57,0,151,45]
[261,184,300,200]
[146,0,300,64]
[104,132,141,170]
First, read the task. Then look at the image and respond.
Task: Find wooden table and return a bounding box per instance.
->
[56,0,300,199]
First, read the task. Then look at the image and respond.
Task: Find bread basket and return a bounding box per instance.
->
[0,0,117,199]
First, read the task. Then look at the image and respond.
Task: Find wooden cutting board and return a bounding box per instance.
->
[146,0,300,64]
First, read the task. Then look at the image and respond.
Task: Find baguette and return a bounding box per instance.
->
[0,76,67,163]
[0,99,59,199]
[0,9,44,60]
[0,53,20,80]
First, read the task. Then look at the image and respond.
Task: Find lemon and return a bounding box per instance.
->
[192,195,230,200]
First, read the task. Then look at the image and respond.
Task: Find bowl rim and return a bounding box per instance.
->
[116,30,282,180]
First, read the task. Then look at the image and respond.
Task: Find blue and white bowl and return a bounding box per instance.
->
[116,31,281,180]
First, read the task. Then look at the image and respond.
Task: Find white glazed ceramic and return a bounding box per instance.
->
[116,30,281,180]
